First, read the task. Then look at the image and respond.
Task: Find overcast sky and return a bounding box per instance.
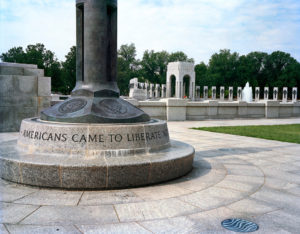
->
[1,0,300,64]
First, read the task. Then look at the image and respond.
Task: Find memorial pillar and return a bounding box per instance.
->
[292,87,298,102]
[212,86,216,100]
[282,87,288,102]
[220,86,225,101]
[273,87,278,101]
[255,87,260,102]
[228,87,233,101]
[237,87,242,101]
[264,87,269,100]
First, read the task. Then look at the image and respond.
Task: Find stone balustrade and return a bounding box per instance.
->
[126,99,300,121]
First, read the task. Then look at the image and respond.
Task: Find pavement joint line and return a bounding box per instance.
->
[113,204,121,223]
[16,205,42,224]
[171,184,196,193]
[130,190,147,202]
[216,163,267,211]
[214,185,260,194]
[173,197,204,211]
[136,221,155,233]
[73,224,84,234]
[227,158,267,196]
[225,197,283,215]
[164,162,228,194]
[285,190,300,198]
[10,191,38,203]
[76,191,84,206]
[258,208,283,216]
[3,224,11,234]
[231,207,284,218]
[177,158,268,213]
[249,185,300,198]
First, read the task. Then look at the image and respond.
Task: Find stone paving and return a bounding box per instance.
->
[0,118,300,233]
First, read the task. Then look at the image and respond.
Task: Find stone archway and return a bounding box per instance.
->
[166,62,195,99]
[170,75,176,97]
[183,75,190,98]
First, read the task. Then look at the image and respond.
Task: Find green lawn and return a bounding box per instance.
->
[192,124,300,144]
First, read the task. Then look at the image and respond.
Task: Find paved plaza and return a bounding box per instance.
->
[1,118,300,233]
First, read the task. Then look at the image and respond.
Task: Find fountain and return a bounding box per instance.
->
[242,82,253,103]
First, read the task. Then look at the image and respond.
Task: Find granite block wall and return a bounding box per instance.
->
[0,63,51,132]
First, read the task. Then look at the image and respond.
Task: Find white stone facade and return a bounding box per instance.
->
[166,62,195,100]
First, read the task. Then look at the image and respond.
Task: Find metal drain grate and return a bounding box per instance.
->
[221,219,259,233]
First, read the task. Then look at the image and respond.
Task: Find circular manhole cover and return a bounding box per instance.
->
[221,219,259,233]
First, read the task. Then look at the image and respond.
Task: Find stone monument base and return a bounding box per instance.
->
[0,118,194,189]
[41,96,150,124]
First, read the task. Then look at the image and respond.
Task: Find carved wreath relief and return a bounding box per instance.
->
[99,99,128,115]
[58,99,87,114]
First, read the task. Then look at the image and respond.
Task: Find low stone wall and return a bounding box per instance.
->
[139,101,167,120]
[127,98,300,121]
[0,63,51,132]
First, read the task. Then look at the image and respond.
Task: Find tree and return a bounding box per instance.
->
[0,47,26,63]
[1,43,64,93]
[206,49,240,87]
[140,50,163,84]
[118,43,138,69]
[265,51,299,88]
[195,62,208,87]
[61,46,76,94]
[25,44,63,93]
[117,44,140,95]
[140,50,194,84]
[169,51,194,63]
[236,52,269,88]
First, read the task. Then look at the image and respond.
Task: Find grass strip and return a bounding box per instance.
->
[192,124,300,144]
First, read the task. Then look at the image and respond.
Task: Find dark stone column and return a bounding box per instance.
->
[41,0,150,123]
[73,0,119,97]
[76,3,83,83]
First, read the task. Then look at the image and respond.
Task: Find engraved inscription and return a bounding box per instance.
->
[58,99,87,114]
[99,99,127,115]
[21,129,170,144]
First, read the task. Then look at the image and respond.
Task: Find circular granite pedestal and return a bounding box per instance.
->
[0,118,194,189]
